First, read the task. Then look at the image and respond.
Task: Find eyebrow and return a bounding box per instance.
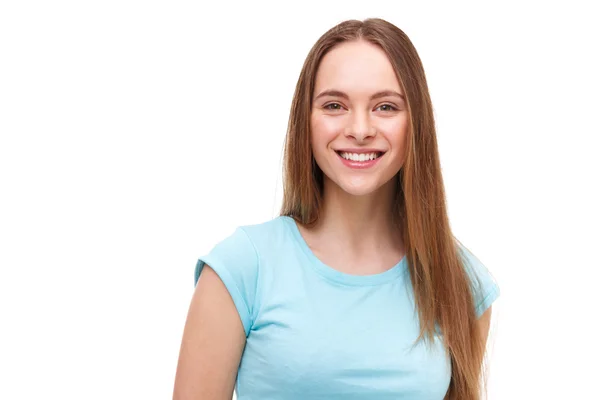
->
[313,89,405,102]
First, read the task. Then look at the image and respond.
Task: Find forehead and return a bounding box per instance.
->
[314,40,401,93]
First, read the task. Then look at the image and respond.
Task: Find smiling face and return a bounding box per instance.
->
[310,39,410,197]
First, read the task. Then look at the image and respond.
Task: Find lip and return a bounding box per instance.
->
[334,148,386,154]
[335,149,385,169]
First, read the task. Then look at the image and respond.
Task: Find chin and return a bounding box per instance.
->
[336,180,382,197]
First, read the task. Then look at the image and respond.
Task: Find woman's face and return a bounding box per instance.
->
[310,39,409,197]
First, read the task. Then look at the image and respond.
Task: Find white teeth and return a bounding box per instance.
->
[339,152,381,162]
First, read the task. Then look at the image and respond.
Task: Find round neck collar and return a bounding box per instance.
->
[282,215,408,287]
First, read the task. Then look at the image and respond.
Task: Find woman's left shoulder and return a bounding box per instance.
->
[455,240,501,318]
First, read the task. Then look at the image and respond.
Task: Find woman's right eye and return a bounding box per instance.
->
[324,103,343,111]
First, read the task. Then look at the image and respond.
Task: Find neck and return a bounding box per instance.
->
[311,175,403,256]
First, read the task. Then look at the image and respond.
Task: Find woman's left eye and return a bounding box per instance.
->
[377,104,397,112]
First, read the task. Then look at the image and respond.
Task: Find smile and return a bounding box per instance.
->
[335,151,384,162]
[334,150,385,169]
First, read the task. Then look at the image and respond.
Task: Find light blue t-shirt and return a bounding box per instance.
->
[194,215,500,400]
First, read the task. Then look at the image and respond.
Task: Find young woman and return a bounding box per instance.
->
[174,18,500,400]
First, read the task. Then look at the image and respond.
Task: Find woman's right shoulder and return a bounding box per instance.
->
[193,215,291,334]
[236,215,292,249]
[198,216,291,258]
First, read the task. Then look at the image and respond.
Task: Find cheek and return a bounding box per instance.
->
[380,120,409,167]
[381,116,409,134]
[319,116,343,133]
[311,116,339,148]
[382,119,409,147]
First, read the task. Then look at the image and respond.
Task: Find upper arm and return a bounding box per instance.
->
[478,305,493,350]
[193,227,260,336]
[173,265,246,400]
[455,240,501,319]
[174,226,260,399]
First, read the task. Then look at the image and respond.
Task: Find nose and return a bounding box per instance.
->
[345,110,376,142]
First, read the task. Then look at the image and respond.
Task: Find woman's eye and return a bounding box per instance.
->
[324,103,343,111]
[377,104,397,112]
[323,103,398,112]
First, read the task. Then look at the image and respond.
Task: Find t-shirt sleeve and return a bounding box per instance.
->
[456,241,501,319]
[194,226,259,336]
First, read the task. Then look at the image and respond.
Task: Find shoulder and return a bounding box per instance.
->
[193,215,291,291]
[237,215,291,248]
[454,239,501,318]
[193,216,289,335]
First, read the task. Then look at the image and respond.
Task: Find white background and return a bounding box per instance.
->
[1,1,598,399]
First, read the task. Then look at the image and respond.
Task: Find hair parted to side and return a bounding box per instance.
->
[279,18,492,400]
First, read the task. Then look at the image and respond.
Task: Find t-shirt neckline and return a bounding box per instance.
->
[282,215,408,286]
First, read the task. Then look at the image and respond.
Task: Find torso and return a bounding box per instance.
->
[230,216,452,399]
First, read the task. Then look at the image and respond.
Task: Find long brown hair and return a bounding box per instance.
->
[279,18,491,400]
